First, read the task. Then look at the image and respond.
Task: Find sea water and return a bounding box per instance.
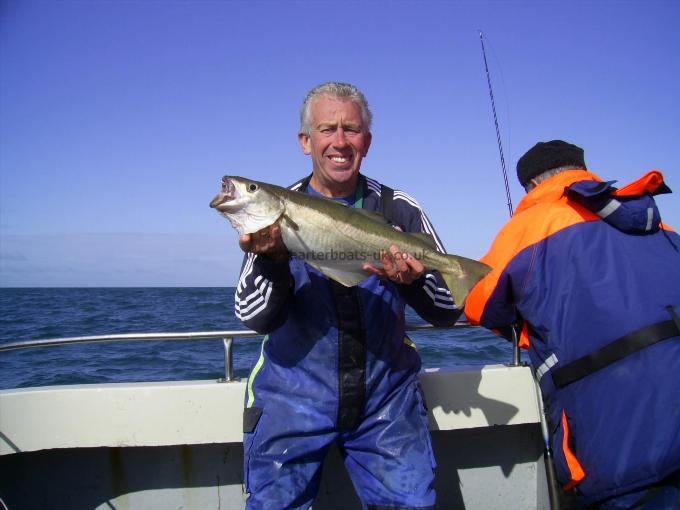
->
[0,288,513,390]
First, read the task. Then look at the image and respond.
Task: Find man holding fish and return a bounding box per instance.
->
[211,82,489,509]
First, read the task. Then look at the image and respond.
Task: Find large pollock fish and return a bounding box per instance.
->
[210,176,490,306]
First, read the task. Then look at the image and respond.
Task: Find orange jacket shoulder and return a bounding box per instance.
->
[465,171,600,324]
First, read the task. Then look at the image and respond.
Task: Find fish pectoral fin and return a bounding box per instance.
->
[407,232,438,250]
[282,214,299,231]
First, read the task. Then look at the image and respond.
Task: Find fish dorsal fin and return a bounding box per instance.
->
[407,232,438,249]
[353,208,392,224]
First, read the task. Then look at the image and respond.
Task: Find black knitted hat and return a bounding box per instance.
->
[516,140,586,187]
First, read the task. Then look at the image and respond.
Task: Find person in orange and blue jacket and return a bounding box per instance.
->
[465,140,680,509]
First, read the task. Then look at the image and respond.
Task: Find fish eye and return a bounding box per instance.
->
[248,183,258,192]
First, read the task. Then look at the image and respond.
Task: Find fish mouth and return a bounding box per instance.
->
[209,176,238,210]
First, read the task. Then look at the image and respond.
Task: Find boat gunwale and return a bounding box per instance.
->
[0,322,478,353]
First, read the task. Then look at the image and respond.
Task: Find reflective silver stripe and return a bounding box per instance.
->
[597,199,621,219]
[423,277,454,303]
[422,284,456,309]
[536,353,558,382]
[365,177,382,196]
[236,254,256,293]
[646,207,654,231]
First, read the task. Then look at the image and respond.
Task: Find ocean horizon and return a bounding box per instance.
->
[0,287,513,390]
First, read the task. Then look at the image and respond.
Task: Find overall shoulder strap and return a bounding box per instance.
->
[380,183,395,223]
[290,174,313,191]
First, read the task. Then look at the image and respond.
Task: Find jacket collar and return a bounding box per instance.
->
[515,169,603,215]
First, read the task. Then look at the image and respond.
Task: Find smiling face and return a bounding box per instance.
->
[298,95,372,198]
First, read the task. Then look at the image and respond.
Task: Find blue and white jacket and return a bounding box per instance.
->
[235,173,460,429]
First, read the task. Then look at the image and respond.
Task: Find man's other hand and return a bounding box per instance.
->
[363,244,425,285]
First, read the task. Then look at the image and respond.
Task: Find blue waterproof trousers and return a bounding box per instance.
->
[243,378,436,510]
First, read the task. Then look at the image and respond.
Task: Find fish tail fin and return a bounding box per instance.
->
[439,255,491,308]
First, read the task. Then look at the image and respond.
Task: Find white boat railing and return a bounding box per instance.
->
[0,321,522,382]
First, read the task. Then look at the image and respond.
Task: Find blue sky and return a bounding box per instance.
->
[1,0,678,287]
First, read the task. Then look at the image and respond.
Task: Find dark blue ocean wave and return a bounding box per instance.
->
[0,288,513,390]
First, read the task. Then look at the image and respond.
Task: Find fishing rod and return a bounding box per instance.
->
[478,30,562,510]
[478,30,514,218]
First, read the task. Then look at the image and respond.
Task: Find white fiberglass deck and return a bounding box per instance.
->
[0,365,549,509]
